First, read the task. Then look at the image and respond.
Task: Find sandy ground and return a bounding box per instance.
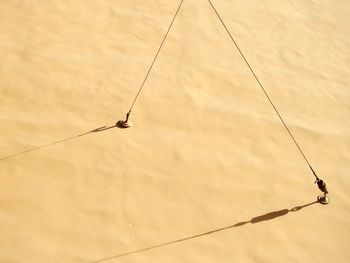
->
[1,0,350,262]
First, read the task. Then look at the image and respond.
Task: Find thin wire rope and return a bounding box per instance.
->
[127,0,184,114]
[207,0,319,180]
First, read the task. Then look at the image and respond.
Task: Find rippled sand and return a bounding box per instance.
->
[1,1,349,262]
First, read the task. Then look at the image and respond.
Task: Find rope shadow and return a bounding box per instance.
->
[91,200,319,262]
[0,124,117,161]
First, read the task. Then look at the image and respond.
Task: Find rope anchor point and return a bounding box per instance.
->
[315,177,330,204]
[116,111,133,129]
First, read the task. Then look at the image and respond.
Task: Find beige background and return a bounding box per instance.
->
[1,0,349,262]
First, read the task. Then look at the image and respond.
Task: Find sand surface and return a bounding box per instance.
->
[1,0,350,262]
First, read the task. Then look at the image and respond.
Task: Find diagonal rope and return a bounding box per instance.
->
[207,0,319,180]
[126,0,184,118]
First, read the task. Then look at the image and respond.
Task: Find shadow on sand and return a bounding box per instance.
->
[91,200,320,262]
[0,124,118,161]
